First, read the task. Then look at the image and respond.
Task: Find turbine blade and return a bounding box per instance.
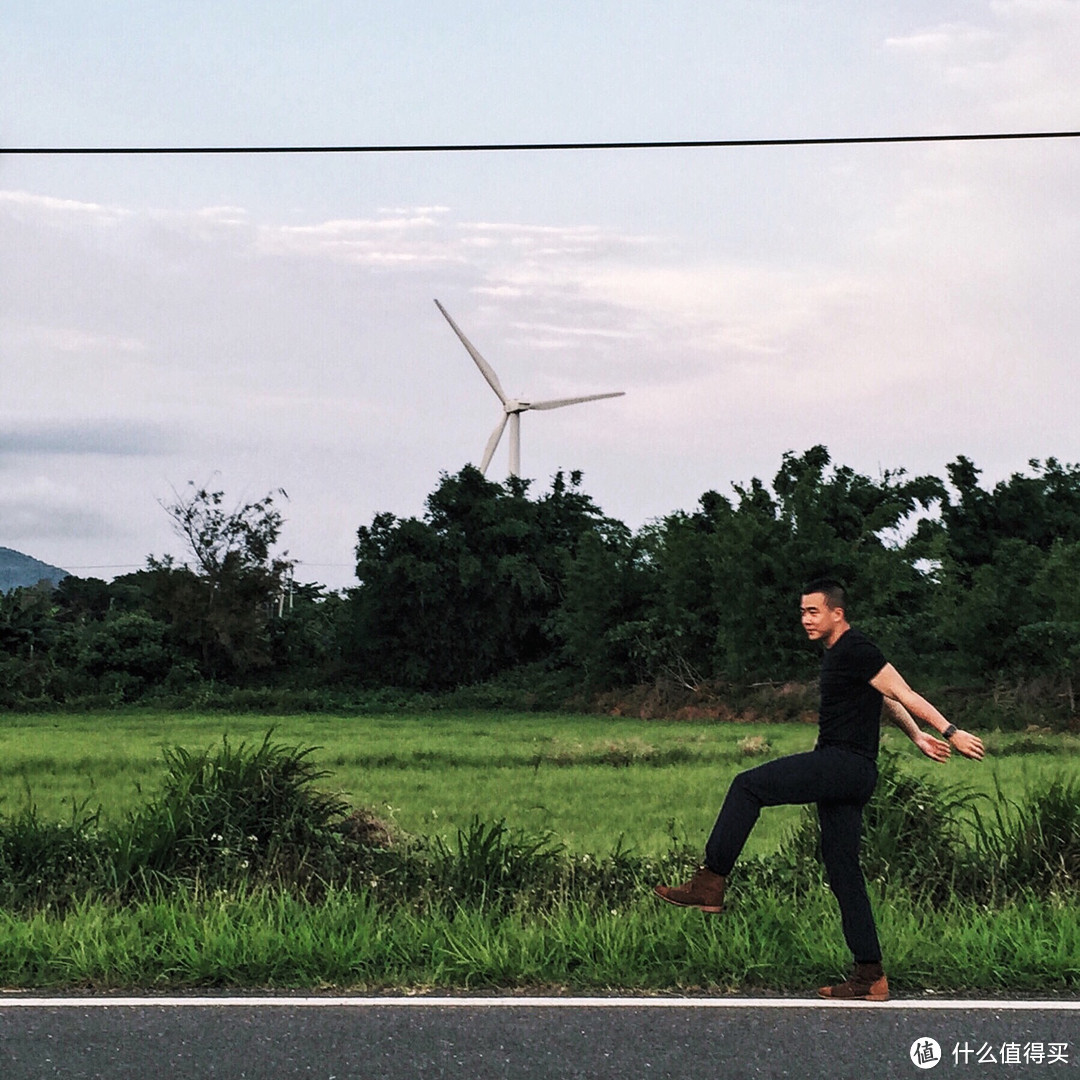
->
[434,299,507,404]
[527,391,626,411]
[480,414,509,474]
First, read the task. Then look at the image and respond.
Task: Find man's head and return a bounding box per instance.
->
[800,578,849,647]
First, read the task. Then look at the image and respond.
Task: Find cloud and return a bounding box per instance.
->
[883,1,1080,122]
[254,208,465,266]
[0,419,177,458]
[3,324,146,355]
[0,476,115,543]
[0,188,654,297]
[0,189,131,226]
[884,24,1001,56]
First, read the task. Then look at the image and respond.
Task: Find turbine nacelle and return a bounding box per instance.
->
[435,299,625,478]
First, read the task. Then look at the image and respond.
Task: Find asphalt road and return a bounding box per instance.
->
[1,997,1077,1080]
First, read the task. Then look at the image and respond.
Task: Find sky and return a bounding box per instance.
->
[3,1,1079,591]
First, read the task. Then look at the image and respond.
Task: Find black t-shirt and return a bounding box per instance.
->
[817,627,887,760]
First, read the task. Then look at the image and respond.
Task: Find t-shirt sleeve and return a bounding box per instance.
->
[847,636,887,683]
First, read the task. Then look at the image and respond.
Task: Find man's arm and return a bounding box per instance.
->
[871,663,985,760]
[882,698,951,762]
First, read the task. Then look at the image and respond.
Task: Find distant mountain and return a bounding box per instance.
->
[0,547,70,593]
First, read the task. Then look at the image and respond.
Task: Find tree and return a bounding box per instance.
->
[1006,541,1080,711]
[147,484,295,678]
[52,575,113,626]
[553,447,942,688]
[267,581,351,682]
[552,520,651,688]
[942,538,1046,678]
[928,457,1080,683]
[74,610,171,700]
[940,456,1080,577]
[350,467,613,688]
[648,447,942,681]
[0,581,65,703]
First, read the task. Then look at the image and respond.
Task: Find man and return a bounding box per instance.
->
[654,578,984,1001]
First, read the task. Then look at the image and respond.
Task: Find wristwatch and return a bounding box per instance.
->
[942,723,958,740]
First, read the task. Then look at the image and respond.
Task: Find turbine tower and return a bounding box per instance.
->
[434,299,625,477]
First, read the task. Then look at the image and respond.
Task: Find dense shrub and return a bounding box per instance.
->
[0,802,113,910]
[0,739,1074,919]
[118,733,352,889]
[972,775,1080,897]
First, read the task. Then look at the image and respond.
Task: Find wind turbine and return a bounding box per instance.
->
[434,299,625,477]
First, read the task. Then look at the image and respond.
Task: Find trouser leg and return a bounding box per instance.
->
[818,799,881,964]
[704,750,861,876]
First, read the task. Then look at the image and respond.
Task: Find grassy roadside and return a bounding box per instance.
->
[0,715,1076,994]
[1,889,1076,996]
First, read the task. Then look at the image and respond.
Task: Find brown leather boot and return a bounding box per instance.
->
[653,867,726,913]
[817,962,889,1001]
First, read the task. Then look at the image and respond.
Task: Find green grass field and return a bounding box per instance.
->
[1,710,1074,858]
[0,710,1077,993]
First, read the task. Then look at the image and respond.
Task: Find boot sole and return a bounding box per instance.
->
[816,990,890,1002]
[653,887,724,914]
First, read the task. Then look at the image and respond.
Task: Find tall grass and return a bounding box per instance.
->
[118,732,351,887]
[970,774,1080,897]
[0,799,113,910]
[0,889,1075,993]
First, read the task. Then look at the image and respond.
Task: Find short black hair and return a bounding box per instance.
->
[802,577,847,611]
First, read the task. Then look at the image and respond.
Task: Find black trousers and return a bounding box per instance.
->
[703,746,882,964]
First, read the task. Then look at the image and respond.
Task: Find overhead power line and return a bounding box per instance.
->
[5,129,1080,156]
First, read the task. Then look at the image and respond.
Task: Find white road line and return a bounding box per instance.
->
[1,996,1078,1010]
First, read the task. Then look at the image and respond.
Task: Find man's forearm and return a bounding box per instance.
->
[870,665,952,734]
[897,690,951,735]
[883,698,922,742]
[883,696,953,762]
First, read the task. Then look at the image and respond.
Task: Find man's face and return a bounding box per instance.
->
[800,592,845,645]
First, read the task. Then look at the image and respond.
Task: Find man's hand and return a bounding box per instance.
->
[914,731,951,762]
[950,729,985,761]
